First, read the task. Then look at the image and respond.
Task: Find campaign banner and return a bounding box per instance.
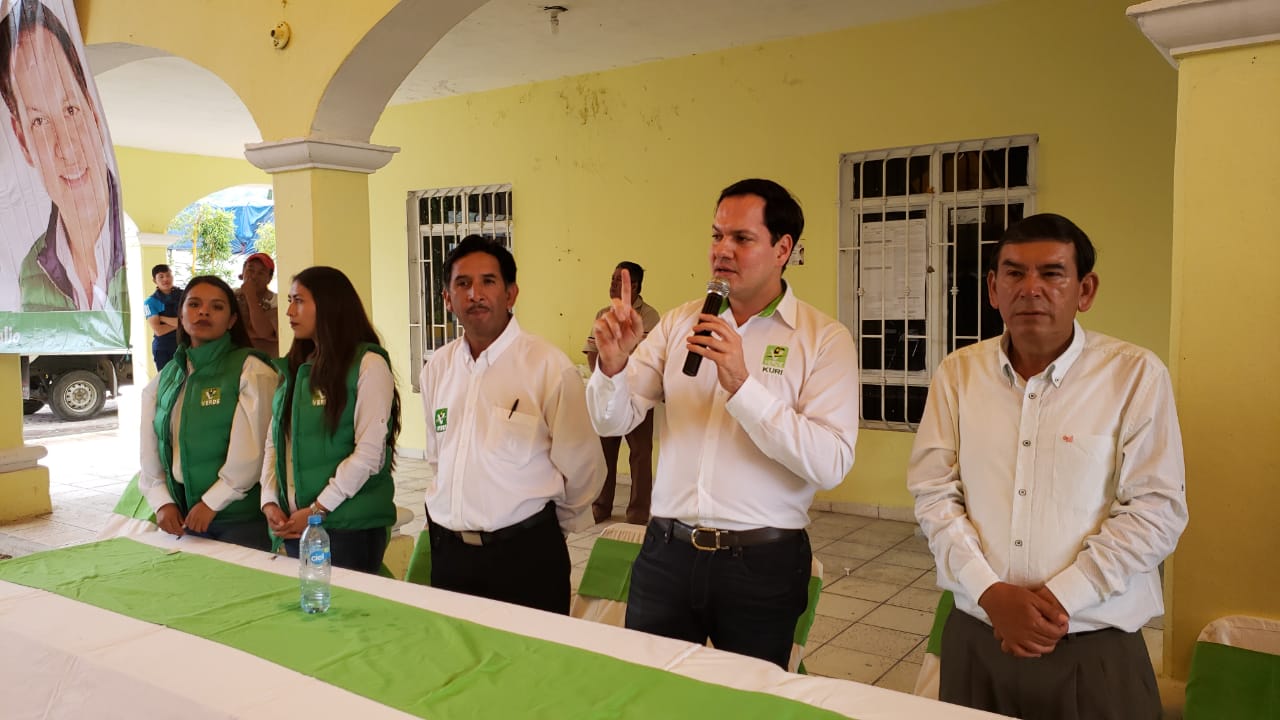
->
[0,0,129,353]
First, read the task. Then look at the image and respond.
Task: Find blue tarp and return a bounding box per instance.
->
[167,185,273,253]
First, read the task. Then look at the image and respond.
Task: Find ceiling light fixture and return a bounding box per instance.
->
[543,5,568,36]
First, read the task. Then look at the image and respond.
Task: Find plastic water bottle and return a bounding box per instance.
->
[299,514,331,613]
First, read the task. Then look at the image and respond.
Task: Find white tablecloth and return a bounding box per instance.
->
[0,534,998,719]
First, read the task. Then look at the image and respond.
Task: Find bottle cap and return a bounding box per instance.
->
[308,514,323,526]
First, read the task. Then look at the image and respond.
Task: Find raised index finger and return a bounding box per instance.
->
[613,268,633,320]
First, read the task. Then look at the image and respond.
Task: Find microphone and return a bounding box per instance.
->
[682,278,731,377]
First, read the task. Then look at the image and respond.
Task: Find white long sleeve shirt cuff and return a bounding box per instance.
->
[1046,564,1104,618]
[258,420,281,509]
[585,365,642,437]
[957,556,1001,607]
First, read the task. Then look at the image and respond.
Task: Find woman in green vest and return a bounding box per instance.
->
[261,266,402,573]
[138,275,278,551]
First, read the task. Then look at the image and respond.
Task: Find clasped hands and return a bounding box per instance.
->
[977,582,1070,658]
[592,269,748,394]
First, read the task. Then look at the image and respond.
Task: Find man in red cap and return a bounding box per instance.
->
[234,252,278,356]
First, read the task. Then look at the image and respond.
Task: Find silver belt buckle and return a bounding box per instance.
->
[459,531,484,547]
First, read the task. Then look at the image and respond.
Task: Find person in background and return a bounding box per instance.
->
[420,235,604,614]
[909,213,1187,719]
[584,261,660,524]
[143,263,181,371]
[234,252,278,356]
[260,266,401,574]
[138,275,276,551]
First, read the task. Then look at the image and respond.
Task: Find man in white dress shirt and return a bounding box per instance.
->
[419,235,604,614]
[909,213,1187,719]
[587,179,860,669]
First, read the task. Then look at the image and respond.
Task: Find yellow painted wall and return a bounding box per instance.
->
[1165,41,1280,680]
[79,0,402,139]
[114,147,268,234]
[369,0,1176,509]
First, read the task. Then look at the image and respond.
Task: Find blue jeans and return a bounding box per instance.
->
[624,520,811,670]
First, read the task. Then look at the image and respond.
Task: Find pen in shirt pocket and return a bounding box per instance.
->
[508,398,520,418]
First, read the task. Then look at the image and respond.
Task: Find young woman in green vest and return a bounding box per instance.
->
[260,266,402,574]
[138,275,278,551]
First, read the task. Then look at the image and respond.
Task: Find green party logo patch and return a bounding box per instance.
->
[434,407,448,433]
[311,389,326,407]
[762,345,789,375]
[200,387,221,407]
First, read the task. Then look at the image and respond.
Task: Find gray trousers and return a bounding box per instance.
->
[940,609,1161,720]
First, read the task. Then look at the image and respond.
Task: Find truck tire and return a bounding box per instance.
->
[50,370,106,421]
[23,399,44,415]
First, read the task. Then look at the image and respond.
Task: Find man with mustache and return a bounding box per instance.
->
[587,179,860,669]
[908,213,1187,719]
[418,235,604,614]
[0,1,125,312]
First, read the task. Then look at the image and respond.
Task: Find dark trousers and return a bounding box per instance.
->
[941,609,1161,720]
[592,409,655,524]
[153,342,176,372]
[188,518,272,553]
[283,526,388,575]
[428,503,571,615]
[625,520,811,670]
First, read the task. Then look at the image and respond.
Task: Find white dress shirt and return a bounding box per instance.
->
[259,352,396,513]
[421,317,605,535]
[139,355,278,513]
[908,321,1188,633]
[586,284,860,531]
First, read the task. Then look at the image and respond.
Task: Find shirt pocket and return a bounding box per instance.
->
[1051,433,1115,516]
[489,405,539,466]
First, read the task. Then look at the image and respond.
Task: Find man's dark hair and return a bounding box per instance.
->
[152,264,172,279]
[717,178,804,250]
[992,213,1097,279]
[616,261,644,288]
[443,235,516,286]
[0,2,91,120]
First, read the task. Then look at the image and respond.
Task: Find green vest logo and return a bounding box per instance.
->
[434,407,448,433]
[200,387,221,407]
[311,389,326,406]
[762,345,789,375]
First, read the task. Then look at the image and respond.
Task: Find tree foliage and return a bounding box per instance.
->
[254,221,277,256]
[168,203,236,281]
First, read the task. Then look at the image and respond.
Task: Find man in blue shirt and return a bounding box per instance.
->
[142,264,181,371]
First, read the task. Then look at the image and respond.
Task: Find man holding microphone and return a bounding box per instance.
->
[586,178,860,669]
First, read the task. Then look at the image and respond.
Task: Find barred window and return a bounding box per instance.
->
[407,184,512,390]
[838,136,1036,430]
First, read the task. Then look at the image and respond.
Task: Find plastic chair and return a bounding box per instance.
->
[570,522,646,625]
[96,473,162,539]
[912,590,954,698]
[1185,615,1280,719]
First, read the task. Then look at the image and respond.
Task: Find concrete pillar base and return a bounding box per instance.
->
[0,464,52,524]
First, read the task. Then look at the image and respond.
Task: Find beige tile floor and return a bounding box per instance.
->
[0,418,1164,695]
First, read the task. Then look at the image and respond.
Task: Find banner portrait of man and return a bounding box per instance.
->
[0,0,129,352]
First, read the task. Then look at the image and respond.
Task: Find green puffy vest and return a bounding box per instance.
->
[272,344,395,531]
[154,334,271,525]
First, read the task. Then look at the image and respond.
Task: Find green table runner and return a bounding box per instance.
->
[0,539,851,719]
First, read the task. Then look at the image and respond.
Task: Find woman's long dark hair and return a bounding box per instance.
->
[175,275,253,349]
[279,267,401,463]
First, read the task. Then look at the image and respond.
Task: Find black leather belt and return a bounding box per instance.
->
[652,517,802,551]
[435,501,555,547]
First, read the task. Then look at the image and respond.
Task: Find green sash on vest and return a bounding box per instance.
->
[154,334,270,525]
[272,344,395,531]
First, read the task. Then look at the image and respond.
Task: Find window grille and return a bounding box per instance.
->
[838,136,1036,430]
[407,184,513,390]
